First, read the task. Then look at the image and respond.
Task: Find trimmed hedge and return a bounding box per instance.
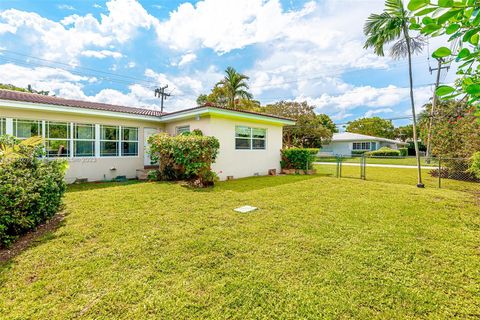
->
[352,150,368,155]
[281,148,318,170]
[398,147,408,157]
[365,147,400,157]
[0,138,67,247]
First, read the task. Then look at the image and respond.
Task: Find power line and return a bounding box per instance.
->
[0,49,157,86]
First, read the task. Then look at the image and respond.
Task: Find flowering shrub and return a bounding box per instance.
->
[148,132,220,187]
[0,135,68,247]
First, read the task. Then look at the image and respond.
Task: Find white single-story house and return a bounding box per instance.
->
[0,89,294,183]
[320,132,408,156]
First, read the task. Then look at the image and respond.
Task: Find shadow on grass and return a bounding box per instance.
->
[67,180,143,193]
[215,174,320,192]
[0,212,67,268]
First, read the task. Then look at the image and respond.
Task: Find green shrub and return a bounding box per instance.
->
[352,150,368,155]
[148,133,220,187]
[467,151,480,179]
[281,148,317,170]
[365,147,400,157]
[0,136,67,247]
[398,148,408,157]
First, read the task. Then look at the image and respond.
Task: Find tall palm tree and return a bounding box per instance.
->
[364,0,426,188]
[216,67,253,109]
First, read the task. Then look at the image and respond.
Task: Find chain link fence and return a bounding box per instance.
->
[315,155,479,192]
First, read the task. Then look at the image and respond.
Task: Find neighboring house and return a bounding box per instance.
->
[320,132,408,156]
[0,89,294,182]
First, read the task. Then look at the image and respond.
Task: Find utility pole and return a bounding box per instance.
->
[154,85,171,113]
[425,58,449,162]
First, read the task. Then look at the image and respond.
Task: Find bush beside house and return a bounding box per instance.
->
[365,147,400,157]
[0,135,67,247]
[281,148,318,174]
[148,131,220,187]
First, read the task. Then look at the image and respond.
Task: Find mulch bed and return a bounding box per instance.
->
[0,213,65,264]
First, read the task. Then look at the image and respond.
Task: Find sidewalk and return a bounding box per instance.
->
[314,162,437,170]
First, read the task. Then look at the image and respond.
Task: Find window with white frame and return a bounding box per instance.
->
[73,123,95,157]
[176,125,190,135]
[13,119,42,139]
[0,118,5,135]
[100,125,119,157]
[235,126,266,150]
[45,121,70,157]
[122,127,138,156]
[352,142,371,150]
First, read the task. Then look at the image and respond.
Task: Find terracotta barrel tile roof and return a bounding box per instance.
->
[0,89,165,117]
[0,89,294,122]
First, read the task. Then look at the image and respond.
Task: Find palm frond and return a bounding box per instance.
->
[390,35,426,59]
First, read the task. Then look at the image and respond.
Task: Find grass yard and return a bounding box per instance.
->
[316,156,439,166]
[1,172,479,319]
[314,164,479,192]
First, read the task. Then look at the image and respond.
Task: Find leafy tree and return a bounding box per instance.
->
[346,117,396,139]
[215,67,253,109]
[0,83,28,92]
[419,100,480,158]
[196,86,228,106]
[0,83,50,95]
[394,124,418,141]
[264,101,333,148]
[317,114,338,133]
[364,0,426,187]
[408,0,480,115]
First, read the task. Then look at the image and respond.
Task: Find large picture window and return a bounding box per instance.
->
[0,118,5,135]
[45,121,70,157]
[13,119,42,139]
[235,126,266,150]
[74,124,95,157]
[100,125,119,157]
[121,127,138,156]
[352,142,371,150]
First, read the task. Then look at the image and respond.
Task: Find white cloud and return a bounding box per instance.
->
[157,0,315,53]
[81,50,123,59]
[298,85,433,120]
[364,108,393,118]
[127,61,136,68]
[58,4,75,10]
[0,0,159,63]
[93,4,102,9]
[172,52,197,67]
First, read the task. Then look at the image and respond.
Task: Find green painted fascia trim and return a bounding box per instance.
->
[161,107,295,126]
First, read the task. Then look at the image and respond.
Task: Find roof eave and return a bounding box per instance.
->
[0,99,163,122]
[161,106,295,125]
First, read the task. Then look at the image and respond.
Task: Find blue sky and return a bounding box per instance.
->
[0,0,455,127]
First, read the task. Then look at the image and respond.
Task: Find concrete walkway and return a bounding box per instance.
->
[314,162,438,170]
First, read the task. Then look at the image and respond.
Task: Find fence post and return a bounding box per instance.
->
[361,155,366,180]
[438,158,441,188]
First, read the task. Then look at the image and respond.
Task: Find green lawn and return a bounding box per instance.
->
[316,156,439,166]
[1,172,479,319]
[314,164,479,192]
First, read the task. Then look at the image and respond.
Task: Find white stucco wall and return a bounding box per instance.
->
[2,106,286,182]
[0,107,163,182]
[165,116,283,180]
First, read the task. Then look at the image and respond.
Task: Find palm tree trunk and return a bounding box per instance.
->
[403,25,424,188]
